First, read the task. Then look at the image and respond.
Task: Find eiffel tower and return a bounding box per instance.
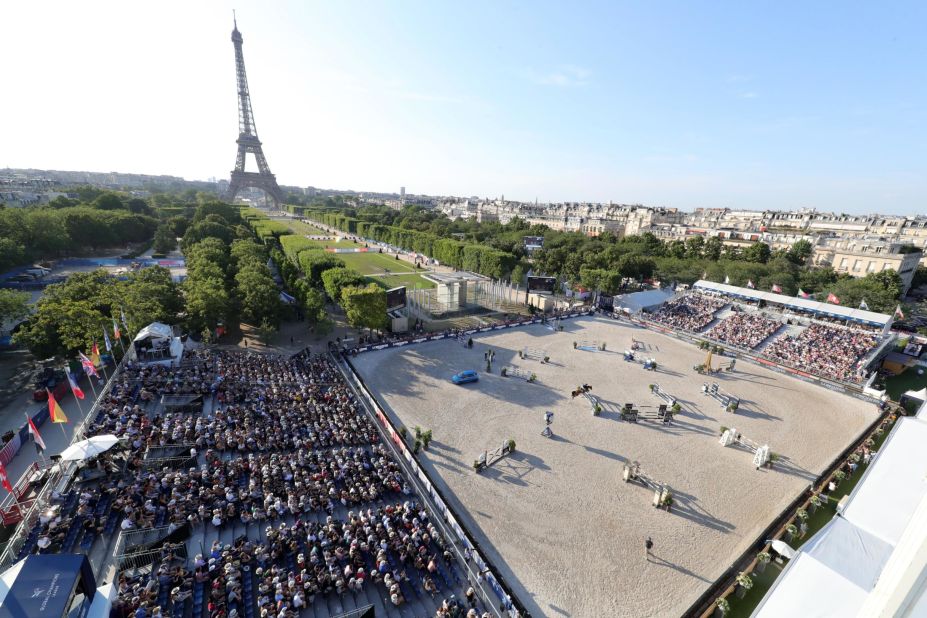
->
[224,15,285,207]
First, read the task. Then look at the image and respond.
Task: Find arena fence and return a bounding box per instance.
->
[343,309,595,356]
[336,353,529,618]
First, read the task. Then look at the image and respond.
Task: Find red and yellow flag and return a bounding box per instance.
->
[90,341,101,367]
[47,389,68,424]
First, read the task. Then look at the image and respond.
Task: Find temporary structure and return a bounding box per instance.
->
[59,435,120,461]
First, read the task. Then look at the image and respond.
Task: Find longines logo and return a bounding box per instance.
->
[31,588,45,598]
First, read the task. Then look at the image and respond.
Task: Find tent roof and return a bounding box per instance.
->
[613,288,675,313]
[0,554,92,618]
[692,280,891,327]
[753,407,927,617]
[133,322,173,343]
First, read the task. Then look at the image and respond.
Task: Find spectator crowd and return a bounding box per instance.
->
[649,294,727,332]
[21,349,487,618]
[704,311,782,350]
[763,323,881,383]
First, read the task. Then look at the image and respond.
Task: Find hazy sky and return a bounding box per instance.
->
[3,1,925,214]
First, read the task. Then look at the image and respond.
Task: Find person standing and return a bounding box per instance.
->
[645,537,654,559]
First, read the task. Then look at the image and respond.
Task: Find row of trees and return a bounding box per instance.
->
[295,207,520,279]
[13,267,182,358]
[182,205,283,336]
[0,206,159,273]
[290,200,914,314]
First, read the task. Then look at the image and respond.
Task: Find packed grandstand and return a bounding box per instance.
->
[645,289,886,384]
[17,350,489,618]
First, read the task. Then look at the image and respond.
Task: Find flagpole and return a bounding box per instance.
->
[86,375,99,400]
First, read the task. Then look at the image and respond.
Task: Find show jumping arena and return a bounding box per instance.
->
[350,315,875,618]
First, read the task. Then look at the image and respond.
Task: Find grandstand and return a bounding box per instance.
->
[636,281,894,385]
[3,349,494,618]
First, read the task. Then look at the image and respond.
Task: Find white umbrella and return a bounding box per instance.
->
[770,539,797,560]
[59,435,120,461]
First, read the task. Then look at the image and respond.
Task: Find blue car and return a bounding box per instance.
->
[451,370,479,385]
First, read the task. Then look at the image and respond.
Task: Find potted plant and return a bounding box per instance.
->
[662,494,673,511]
[593,403,602,416]
[810,494,822,514]
[573,341,578,349]
[715,597,731,616]
[598,342,606,351]
[768,452,780,468]
[848,453,860,465]
[414,426,423,441]
[519,350,524,359]
[649,384,656,392]
[796,508,808,522]
[671,402,681,415]
[500,367,508,377]
[719,426,729,436]
[756,551,771,573]
[543,355,550,363]
[735,572,754,598]
[398,426,408,440]
[421,430,433,450]
[473,459,483,472]
[413,439,422,454]
[528,373,537,383]
[785,524,798,542]
[834,470,846,486]
[506,438,516,453]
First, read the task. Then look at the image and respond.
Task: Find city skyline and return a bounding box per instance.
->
[2,1,926,215]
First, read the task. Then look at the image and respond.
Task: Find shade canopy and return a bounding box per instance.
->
[59,435,120,461]
[770,539,797,560]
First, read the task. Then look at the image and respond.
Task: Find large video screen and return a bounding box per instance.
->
[527,276,556,294]
[386,286,407,310]
[523,236,545,249]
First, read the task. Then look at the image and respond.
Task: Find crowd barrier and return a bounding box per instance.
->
[337,355,525,617]
[344,309,595,356]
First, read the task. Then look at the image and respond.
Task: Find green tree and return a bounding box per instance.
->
[298,251,346,288]
[786,239,814,266]
[703,236,723,261]
[183,274,230,332]
[685,235,705,259]
[235,265,281,326]
[743,242,772,264]
[322,268,366,302]
[341,284,388,331]
[92,192,125,211]
[152,224,177,254]
[0,289,31,325]
[617,254,656,281]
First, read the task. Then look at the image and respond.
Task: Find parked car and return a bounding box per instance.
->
[6,274,35,282]
[451,370,479,385]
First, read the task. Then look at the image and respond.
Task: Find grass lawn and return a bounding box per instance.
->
[339,252,416,275]
[367,273,435,290]
[283,219,328,236]
[884,368,927,401]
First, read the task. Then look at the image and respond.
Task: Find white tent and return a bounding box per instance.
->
[133,322,183,367]
[753,404,927,617]
[87,581,117,618]
[613,288,675,314]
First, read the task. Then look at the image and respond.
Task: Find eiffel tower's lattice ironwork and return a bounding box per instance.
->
[224,15,284,206]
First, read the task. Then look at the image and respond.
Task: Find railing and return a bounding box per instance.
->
[335,352,523,618]
[329,605,375,618]
[118,542,188,572]
[0,346,136,571]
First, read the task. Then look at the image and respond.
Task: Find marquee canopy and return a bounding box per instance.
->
[692,280,891,328]
[753,406,927,617]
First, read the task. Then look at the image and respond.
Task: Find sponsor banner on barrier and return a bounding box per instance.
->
[371,344,389,350]
[393,341,408,347]
[464,330,478,335]
[413,338,428,343]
